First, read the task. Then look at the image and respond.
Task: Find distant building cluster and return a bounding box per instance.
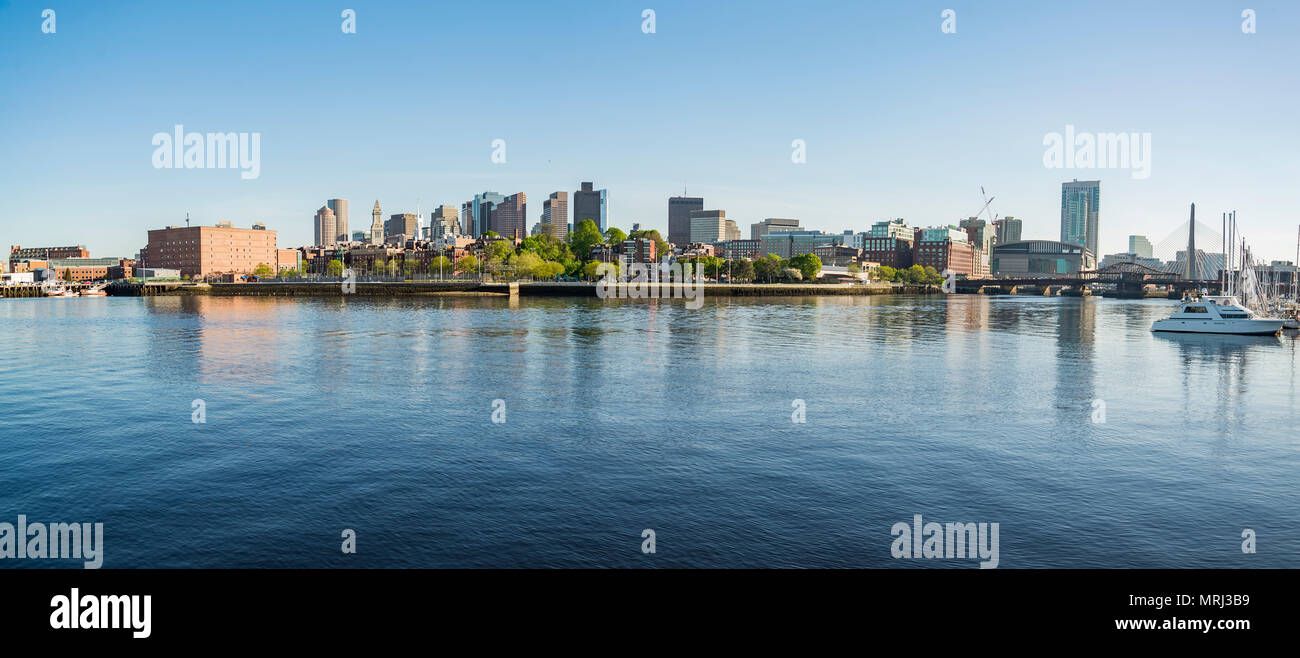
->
[34,175,1282,286]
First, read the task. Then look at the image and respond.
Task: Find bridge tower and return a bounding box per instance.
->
[1185,203,1198,280]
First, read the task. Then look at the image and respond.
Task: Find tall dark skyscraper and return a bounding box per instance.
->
[1060,179,1100,257]
[573,182,607,234]
[668,195,704,247]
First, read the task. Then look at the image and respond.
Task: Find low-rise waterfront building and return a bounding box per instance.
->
[914,226,981,276]
[759,230,845,259]
[618,238,657,264]
[813,244,863,267]
[9,245,89,266]
[991,240,1096,276]
[714,239,761,261]
[863,219,915,269]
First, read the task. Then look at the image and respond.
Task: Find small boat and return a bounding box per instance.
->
[1151,295,1283,335]
[80,284,107,297]
[44,286,78,297]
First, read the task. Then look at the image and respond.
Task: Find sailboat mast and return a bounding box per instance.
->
[1221,212,1226,293]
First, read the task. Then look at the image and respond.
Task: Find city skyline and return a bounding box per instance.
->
[2,1,1299,260]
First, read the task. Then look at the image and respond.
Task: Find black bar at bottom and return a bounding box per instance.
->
[0,569,1287,644]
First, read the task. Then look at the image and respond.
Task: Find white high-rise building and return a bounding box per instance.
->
[1129,235,1153,259]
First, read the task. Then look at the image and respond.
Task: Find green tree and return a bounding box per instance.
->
[429,256,452,279]
[252,263,274,278]
[454,255,479,276]
[789,253,822,281]
[729,259,755,282]
[520,234,572,263]
[923,265,944,285]
[513,251,544,279]
[484,239,514,264]
[781,267,803,282]
[568,219,604,262]
[326,260,344,277]
[604,227,627,244]
[542,261,565,279]
[704,256,725,279]
[583,259,620,281]
[902,264,925,284]
[875,265,898,282]
[403,258,421,279]
[753,254,787,283]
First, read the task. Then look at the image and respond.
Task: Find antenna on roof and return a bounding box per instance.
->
[186,212,190,228]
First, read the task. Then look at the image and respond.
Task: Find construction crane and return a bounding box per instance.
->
[970,186,999,226]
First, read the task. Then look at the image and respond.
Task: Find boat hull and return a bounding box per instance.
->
[1151,319,1283,335]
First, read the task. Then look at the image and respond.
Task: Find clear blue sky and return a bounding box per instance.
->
[2,0,1297,260]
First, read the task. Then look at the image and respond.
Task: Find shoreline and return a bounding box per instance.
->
[98,281,940,297]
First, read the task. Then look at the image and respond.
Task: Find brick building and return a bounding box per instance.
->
[142,224,278,279]
[913,227,981,276]
[10,245,89,265]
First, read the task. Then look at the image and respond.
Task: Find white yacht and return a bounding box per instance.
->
[1151,295,1284,335]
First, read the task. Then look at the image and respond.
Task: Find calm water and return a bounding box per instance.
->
[1,294,1297,568]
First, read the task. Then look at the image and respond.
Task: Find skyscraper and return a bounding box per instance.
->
[327,198,349,244]
[689,209,727,244]
[314,206,337,246]
[386,213,418,241]
[542,191,569,241]
[668,195,704,246]
[995,217,1023,244]
[370,201,383,245]
[724,219,741,241]
[465,191,507,237]
[430,205,460,238]
[1129,234,1153,259]
[1060,179,1100,258]
[573,182,607,234]
[491,193,527,240]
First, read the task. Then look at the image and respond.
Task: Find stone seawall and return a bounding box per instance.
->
[100,280,937,297]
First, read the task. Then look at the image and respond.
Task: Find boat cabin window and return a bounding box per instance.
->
[1219,312,1248,319]
[1182,306,1208,313]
